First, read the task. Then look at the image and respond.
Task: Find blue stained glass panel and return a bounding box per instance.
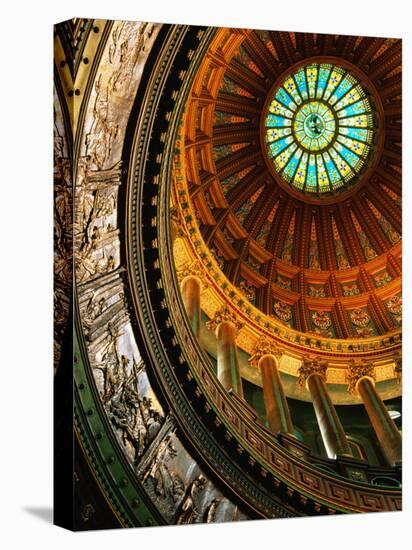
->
[264,62,374,196]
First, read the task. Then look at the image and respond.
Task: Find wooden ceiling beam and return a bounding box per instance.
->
[243,33,279,80]
[379,72,402,100]
[337,34,357,60]
[226,60,268,97]
[202,208,230,246]
[244,185,276,237]
[296,295,308,333]
[294,32,308,58]
[312,208,328,271]
[375,164,402,193]
[369,294,394,333]
[273,201,296,260]
[383,100,401,116]
[303,33,316,57]
[364,187,401,235]
[296,204,310,268]
[270,31,296,67]
[368,41,402,80]
[260,198,295,313]
[387,253,401,277]
[354,37,386,69]
[215,148,262,181]
[226,165,267,211]
[381,146,401,164]
[335,205,364,266]
[215,92,261,117]
[333,301,350,339]
[352,197,389,254]
[319,208,337,271]
[320,33,337,56]
[212,124,258,145]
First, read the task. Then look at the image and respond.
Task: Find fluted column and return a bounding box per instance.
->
[207,306,244,398]
[348,361,402,466]
[298,358,352,459]
[249,340,294,434]
[178,260,205,339]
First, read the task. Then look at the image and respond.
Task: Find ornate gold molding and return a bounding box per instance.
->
[177,259,207,285]
[297,357,328,388]
[347,360,376,394]
[206,305,244,334]
[248,339,283,368]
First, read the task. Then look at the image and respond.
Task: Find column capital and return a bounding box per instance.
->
[347,360,375,394]
[248,339,283,368]
[394,353,402,384]
[297,356,328,388]
[177,260,207,286]
[206,305,244,334]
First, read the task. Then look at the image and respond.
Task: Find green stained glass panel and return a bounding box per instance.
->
[264,62,375,195]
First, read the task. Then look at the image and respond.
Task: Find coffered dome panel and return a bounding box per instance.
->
[181,29,401,340]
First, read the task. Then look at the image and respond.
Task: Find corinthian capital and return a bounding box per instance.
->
[206,305,243,333]
[248,339,283,367]
[177,260,206,285]
[394,353,402,384]
[297,356,327,388]
[347,360,375,394]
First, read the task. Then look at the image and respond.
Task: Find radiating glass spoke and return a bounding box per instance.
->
[264,62,374,196]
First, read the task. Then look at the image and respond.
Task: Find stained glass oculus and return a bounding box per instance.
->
[264,63,374,195]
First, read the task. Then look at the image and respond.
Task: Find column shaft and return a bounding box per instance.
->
[181,276,201,339]
[216,321,243,398]
[260,355,294,434]
[357,377,402,466]
[308,374,352,459]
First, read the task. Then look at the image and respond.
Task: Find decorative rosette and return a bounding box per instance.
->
[264,63,374,195]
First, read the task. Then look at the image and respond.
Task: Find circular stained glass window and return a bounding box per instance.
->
[264,63,375,195]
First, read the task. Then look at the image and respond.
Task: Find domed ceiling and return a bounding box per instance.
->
[54,21,403,528]
[182,29,401,341]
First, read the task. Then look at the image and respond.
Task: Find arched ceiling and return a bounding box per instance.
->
[182,29,401,340]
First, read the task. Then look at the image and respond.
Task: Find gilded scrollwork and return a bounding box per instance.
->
[248,339,283,367]
[176,259,207,285]
[297,356,328,388]
[347,360,375,394]
[206,305,244,333]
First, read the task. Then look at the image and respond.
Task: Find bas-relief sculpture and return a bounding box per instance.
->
[54,19,402,529]
[64,20,249,525]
